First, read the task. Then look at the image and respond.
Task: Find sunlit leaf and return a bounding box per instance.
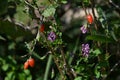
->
[14,4,32,26]
[110,31,118,41]
[42,5,56,17]
[92,49,101,56]
[2,64,9,71]
[61,0,67,4]
[95,65,101,78]
[6,72,15,80]
[26,75,32,80]
[74,76,82,80]
[24,69,31,76]
[0,36,6,40]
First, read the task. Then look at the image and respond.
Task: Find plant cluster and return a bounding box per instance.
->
[0,0,120,80]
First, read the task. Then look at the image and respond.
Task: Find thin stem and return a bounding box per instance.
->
[89,0,98,30]
[60,47,67,66]
[52,55,65,80]
[24,0,36,9]
[32,51,49,60]
[60,45,77,79]
[44,54,52,80]
[33,0,43,23]
[82,2,91,33]
[82,3,87,16]
[40,33,65,79]
[89,0,101,47]
[60,50,72,79]
[103,60,120,80]
[108,0,120,11]
[69,37,79,65]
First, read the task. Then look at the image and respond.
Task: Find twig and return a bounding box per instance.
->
[60,47,75,80]
[108,0,120,11]
[103,60,120,80]
[82,2,90,33]
[89,0,102,47]
[25,0,44,24]
[82,3,87,16]
[24,0,36,9]
[21,54,29,58]
[32,0,44,24]
[89,0,98,30]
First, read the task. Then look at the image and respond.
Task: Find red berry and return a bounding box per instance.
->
[87,14,93,24]
[24,61,29,69]
[40,24,44,32]
[28,58,35,67]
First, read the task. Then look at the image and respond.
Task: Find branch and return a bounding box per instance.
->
[89,0,98,30]
[7,18,31,30]
[60,47,75,79]
[109,0,120,11]
[103,60,120,80]
[82,2,87,16]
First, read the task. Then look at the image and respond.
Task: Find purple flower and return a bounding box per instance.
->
[48,32,56,42]
[80,25,87,34]
[82,43,90,57]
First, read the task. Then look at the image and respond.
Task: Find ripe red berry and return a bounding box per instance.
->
[40,24,44,32]
[24,61,29,69]
[28,58,35,67]
[87,14,93,24]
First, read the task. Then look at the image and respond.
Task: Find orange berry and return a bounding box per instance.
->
[28,58,35,67]
[87,14,93,24]
[24,61,29,69]
[40,24,44,32]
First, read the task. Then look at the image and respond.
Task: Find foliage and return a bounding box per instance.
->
[0,0,120,80]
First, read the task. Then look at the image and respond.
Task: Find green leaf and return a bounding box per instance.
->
[110,31,118,41]
[95,65,101,78]
[61,0,67,4]
[18,73,26,80]
[6,72,15,80]
[105,53,111,60]
[36,0,51,6]
[98,60,109,67]
[8,56,17,64]
[5,77,9,80]
[24,69,31,76]
[0,36,6,40]
[42,5,56,17]
[2,64,9,71]
[92,49,101,56]
[8,42,15,50]
[76,66,85,73]
[74,76,82,80]
[83,0,89,3]
[96,71,100,78]
[26,75,32,80]
[14,4,32,25]
[86,34,114,43]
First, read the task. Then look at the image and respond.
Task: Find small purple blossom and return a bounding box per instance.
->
[48,31,56,42]
[82,43,90,57]
[80,25,87,34]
